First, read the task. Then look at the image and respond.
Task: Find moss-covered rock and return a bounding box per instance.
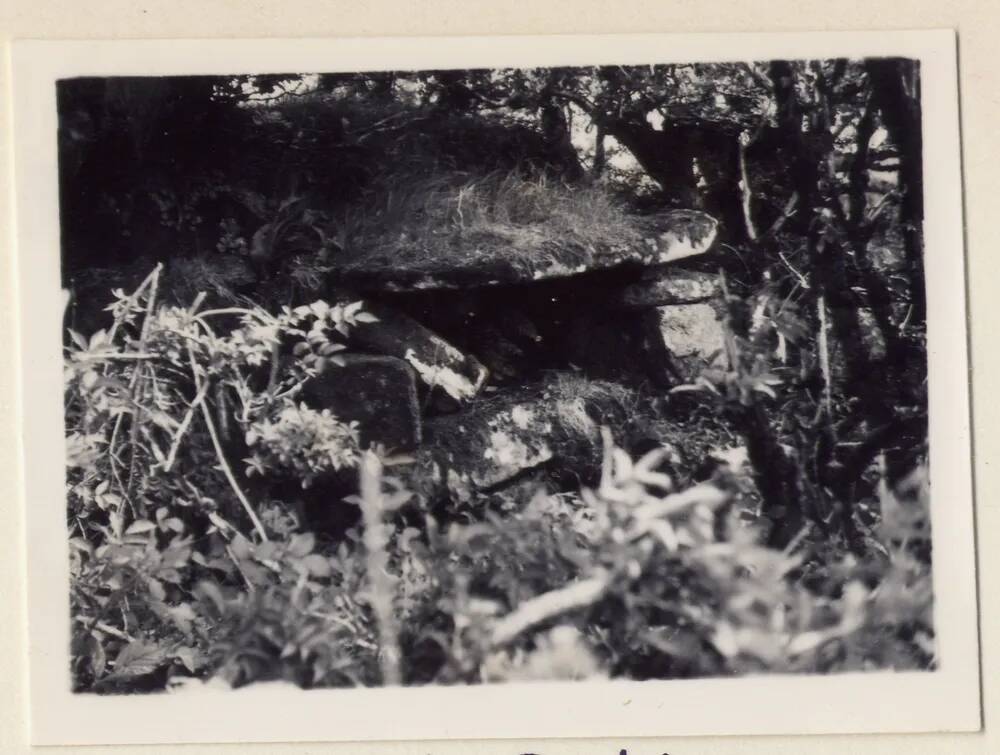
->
[615,269,722,308]
[658,302,728,382]
[332,209,718,292]
[300,354,421,451]
[409,374,641,500]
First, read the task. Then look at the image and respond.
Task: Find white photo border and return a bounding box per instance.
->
[10,30,980,746]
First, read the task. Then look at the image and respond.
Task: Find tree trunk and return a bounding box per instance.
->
[867,59,925,327]
[592,123,606,178]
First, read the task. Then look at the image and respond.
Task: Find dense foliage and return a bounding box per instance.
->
[59,59,933,692]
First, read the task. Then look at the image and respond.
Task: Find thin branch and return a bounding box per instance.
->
[124,263,164,515]
[817,295,833,419]
[778,250,810,290]
[158,377,212,474]
[104,264,158,350]
[197,307,271,322]
[630,483,730,530]
[899,304,915,332]
[863,189,901,233]
[766,192,800,238]
[490,572,612,648]
[73,352,158,362]
[354,115,432,144]
[737,132,759,242]
[107,416,129,500]
[91,621,135,642]
[187,345,269,542]
[225,544,257,593]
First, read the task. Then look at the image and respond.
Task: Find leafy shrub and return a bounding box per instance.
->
[65,276,934,693]
[244,404,360,486]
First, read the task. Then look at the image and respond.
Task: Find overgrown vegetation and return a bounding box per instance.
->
[65,274,933,691]
[343,169,645,278]
[59,60,933,692]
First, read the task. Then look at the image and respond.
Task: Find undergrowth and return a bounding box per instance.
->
[65,274,934,693]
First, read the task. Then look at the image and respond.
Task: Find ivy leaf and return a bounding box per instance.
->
[109,640,168,679]
[752,382,778,399]
[301,553,332,579]
[288,532,316,558]
[319,342,346,356]
[172,645,206,674]
[194,580,227,617]
[229,533,253,560]
[309,300,330,318]
[166,603,197,636]
[125,520,156,536]
[163,517,185,534]
[85,633,107,678]
[240,561,270,585]
[255,541,279,561]
[146,578,167,602]
[88,329,109,351]
[68,329,89,351]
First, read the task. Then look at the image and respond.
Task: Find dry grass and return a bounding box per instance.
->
[344,170,645,279]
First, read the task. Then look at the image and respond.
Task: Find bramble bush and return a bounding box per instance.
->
[65,273,934,693]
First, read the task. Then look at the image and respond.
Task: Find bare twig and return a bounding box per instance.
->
[91,621,135,642]
[158,378,212,474]
[630,483,730,530]
[766,191,800,237]
[899,304,915,332]
[490,572,612,648]
[105,264,158,349]
[74,352,158,362]
[197,307,271,321]
[778,249,810,290]
[781,525,812,557]
[188,291,207,316]
[225,544,257,593]
[817,295,833,418]
[123,263,164,516]
[864,189,901,231]
[187,345,269,542]
[737,131,759,242]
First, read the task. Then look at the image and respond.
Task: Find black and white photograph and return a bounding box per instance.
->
[10,32,979,745]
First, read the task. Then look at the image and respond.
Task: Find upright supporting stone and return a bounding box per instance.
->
[615,269,722,309]
[349,300,489,403]
[300,354,422,451]
[657,302,727,382]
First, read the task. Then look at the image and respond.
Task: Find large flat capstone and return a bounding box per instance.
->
[331,210,718,292]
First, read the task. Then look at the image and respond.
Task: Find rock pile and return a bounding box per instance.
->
[298,208,727,509]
